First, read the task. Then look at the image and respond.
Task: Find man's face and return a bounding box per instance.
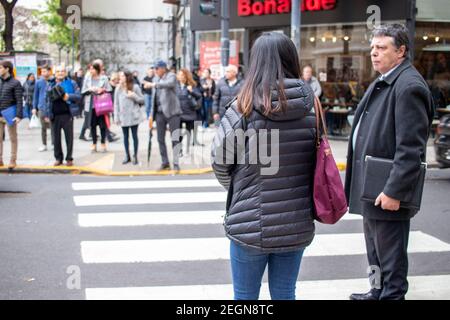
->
[0,65,8,77]
[147,68,154,77]
[225,67,237,81]
[155,67,165,78]
[77,69,84,77]
[371,36,406,74]
[302,67,313,81]
[55,68,66,81]
[41,69,50,78]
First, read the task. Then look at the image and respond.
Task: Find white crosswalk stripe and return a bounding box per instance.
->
[72,178,450,300]
[80,231,450,264]
[77,210,360,227]
[85,275,450,300]
[73,192,227,206]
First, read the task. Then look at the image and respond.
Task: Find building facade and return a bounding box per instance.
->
[188,0,450,112]
[60,0,175,76]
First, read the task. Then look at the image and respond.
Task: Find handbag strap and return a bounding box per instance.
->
[313,95,328,147]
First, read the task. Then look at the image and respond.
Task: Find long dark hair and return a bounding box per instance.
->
[121,70,134,91]
[237,32,301,117]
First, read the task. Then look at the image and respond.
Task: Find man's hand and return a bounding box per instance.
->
[213,113,220,121]
[44,117,50,123]
[13,117,21,124]
[63,93,70,101]
[375,192,401,211]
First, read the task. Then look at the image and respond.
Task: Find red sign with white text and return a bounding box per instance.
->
[238,0,337,17]
[200,41,240,81]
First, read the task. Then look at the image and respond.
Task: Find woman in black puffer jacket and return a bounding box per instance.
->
[211,32,317,300]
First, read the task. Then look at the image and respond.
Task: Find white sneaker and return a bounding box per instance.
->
[38,145,47,152]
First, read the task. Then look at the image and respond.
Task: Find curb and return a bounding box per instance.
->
[0,165,214,176]
[0,163,440,176]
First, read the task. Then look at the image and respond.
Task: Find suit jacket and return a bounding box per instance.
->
[345,58,434,221]
[151,72,182,119]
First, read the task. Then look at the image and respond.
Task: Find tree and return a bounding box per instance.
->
[0,0,18,52]
[35,0,79,64]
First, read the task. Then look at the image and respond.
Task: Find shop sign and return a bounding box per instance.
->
[238,0,337,17]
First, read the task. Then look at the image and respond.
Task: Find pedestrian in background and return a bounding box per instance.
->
[114,70,144,165]
[44,65,81,167]
[213,65,243,124]
[82,61,112,153]
[142,67,155,119]
[211,32,317,300]
[132,71,141,86]
[148,60,183,173]
[302,65,322,98]
[200,68,215,129]
[22,73,35,120]
[79,64,92,142]
[0,61,23,169]
[89,59,119,144]
[33,65,54,151]
[176,68,202,157]
[345,24,434,300]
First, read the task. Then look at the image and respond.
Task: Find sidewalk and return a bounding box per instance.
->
[0,117,438,175]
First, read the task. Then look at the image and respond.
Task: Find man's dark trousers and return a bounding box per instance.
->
[363,217,410,300]
[52,114,74,162]
[156,111,180,167]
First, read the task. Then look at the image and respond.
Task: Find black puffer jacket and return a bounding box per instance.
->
[211,78,317,253]
[0,76,23,119]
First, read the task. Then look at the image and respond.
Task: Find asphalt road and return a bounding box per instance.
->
[0,169,449,300]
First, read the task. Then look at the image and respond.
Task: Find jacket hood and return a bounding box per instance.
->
[253,78,314,121]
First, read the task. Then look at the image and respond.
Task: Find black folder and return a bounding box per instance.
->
[361,156,427,210]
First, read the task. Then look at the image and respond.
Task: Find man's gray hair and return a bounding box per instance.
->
[372,24,410,58]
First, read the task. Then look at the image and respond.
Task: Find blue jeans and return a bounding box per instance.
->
[230,240,304,300]
[201,97,213,128]
[144,94,152,119]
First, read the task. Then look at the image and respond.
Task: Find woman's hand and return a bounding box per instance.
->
[187,85,193,92]
[127,91,136,98]
[96,88,106,94]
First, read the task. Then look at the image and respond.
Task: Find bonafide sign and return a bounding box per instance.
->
[238,0,337,17]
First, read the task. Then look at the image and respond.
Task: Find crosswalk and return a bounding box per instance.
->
[72,176,450,300]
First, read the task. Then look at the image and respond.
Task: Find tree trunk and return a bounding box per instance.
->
[0,0,18,52]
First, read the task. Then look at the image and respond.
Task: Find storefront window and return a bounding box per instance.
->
[298,23,384,110]
[414,22,450,118]
[194,29,245,80]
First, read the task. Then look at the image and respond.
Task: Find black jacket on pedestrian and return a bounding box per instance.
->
[45,78,81,120]
[345,58,434,221]
[142,76,154,95]
[177,83,202,123]
[0,75,23,119]
[212,77,243,118]
[211,78,317,253]
[23,79,35,107]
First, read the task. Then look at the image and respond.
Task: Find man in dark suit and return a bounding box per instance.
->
[345,24,434,300]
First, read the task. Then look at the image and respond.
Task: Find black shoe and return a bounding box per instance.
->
[132,155,138,165]
[350,289,381,301]
[108,136,120,143]
[158,164,171,171]
[79,136,88,142]
[173,164,180,173]
[122,156,131,165]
